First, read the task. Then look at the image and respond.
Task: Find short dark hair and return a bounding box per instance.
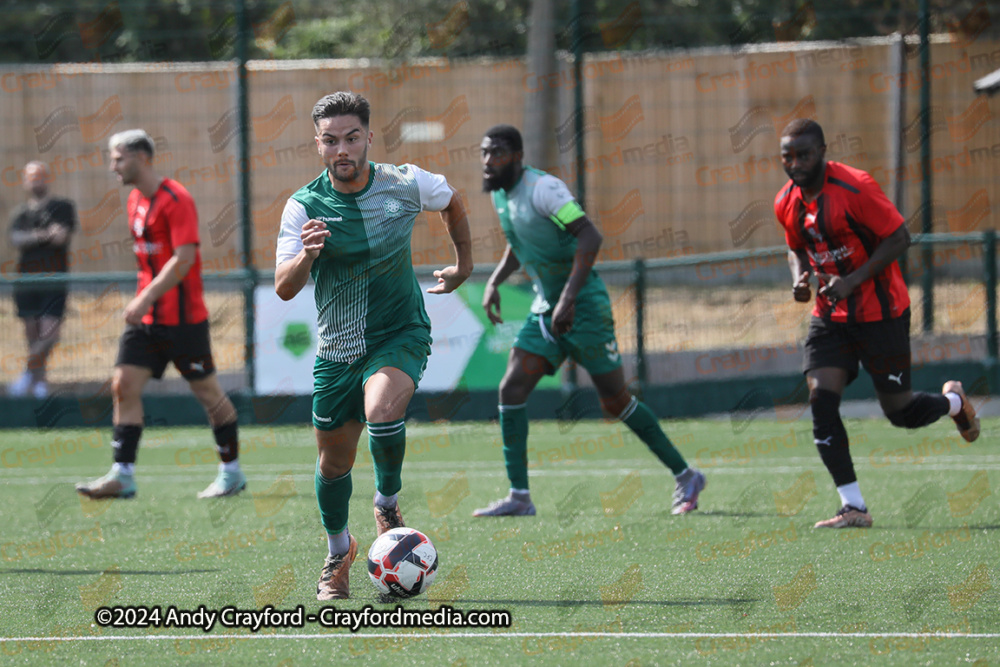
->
[312,92,370,127]
[109,129,155,158]
[781,118,825,146]
[483,124,523,153]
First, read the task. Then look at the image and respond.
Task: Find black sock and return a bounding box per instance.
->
[213,421,239,463]
[112,424,142,464]
[886,392,950,429]
[811,389,856,486]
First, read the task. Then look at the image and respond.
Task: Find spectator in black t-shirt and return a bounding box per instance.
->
[8,161,76,398]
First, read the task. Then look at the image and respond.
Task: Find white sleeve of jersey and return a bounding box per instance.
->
[410,164,454,212]
[531,174,577,218]
[275,198,308,267]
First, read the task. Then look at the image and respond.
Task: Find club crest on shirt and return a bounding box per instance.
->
[133,203,147,237]
[804,212,823,243]
[384,198,402,215]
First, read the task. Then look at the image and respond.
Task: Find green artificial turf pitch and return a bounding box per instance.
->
[0,417,998,666]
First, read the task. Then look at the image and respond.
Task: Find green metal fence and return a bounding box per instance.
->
[624,231,999,393]
[1,231,994,410]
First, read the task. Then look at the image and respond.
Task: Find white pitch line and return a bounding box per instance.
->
[3,454,1000,476]
[7,463,1000,486]
[1,631,999,642]
[4,453,999,477]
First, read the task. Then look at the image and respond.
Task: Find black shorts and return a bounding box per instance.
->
[14,287,67,319]
[116,320,216,381]
[803,309,911,394]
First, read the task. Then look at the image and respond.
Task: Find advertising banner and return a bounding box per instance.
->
[254,281,559,394]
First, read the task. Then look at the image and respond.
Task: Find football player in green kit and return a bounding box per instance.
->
[473,124,705,518]
[275,92,472,599]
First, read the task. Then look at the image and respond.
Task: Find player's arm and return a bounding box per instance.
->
[531,175,597,335]
[123,243,196,324]
[483,244,521,325]
[274,198,327,301]
[275,219,328,301]
[427,187,473,295]
[789,248,812,303]
[551,215,602,335]
[817,225,910,303]
[776,197,811,303]
[819,172,911,302]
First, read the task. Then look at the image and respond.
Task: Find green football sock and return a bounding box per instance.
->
[622,398,688,475]
[315,459,352,534]
[499,403,529,490]
[368,420,406,496]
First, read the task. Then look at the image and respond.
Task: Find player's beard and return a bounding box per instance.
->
[482,161,516,192]
[328,146,368,183]
[786,160,824,191]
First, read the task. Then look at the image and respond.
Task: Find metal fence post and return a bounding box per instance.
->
[890,32,908,284]
[562,0,585,394]
[236,0,257,410]
[986,229,997,361]
[919,0,934,333]
[634,257,646,397]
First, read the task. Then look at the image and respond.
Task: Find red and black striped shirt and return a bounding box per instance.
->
[127,178,208,326]
[774,161,909,323]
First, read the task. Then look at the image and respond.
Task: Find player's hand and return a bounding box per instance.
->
[816,272,856,305]
[792,271,812,303]
[301,219,330,259]
[551,297,575,335]
[123,295,150,325]
[426,265,470,295]
[482,283,503,325]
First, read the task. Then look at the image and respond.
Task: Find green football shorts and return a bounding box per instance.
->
[312,324,432,431]
[513,294,622,377]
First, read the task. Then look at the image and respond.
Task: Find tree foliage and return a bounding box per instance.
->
[0,0,995,64]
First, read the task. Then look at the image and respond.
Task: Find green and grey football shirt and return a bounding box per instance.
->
[276,163,453,362]
[491,167,605,314]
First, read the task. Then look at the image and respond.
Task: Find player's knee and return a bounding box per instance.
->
[499,376,529,406]
[189,378,221,404]
[810,388,848,451]
[317,460,352,479]
[204,394,236,425]
[599,388,633,419]
[112,371,140,403]
[317,448,354,479]
[809,388,841,424]
[37,331,60,349]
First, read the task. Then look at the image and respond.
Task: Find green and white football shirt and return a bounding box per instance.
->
[277,162,453,362]
[491,167,605,314]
